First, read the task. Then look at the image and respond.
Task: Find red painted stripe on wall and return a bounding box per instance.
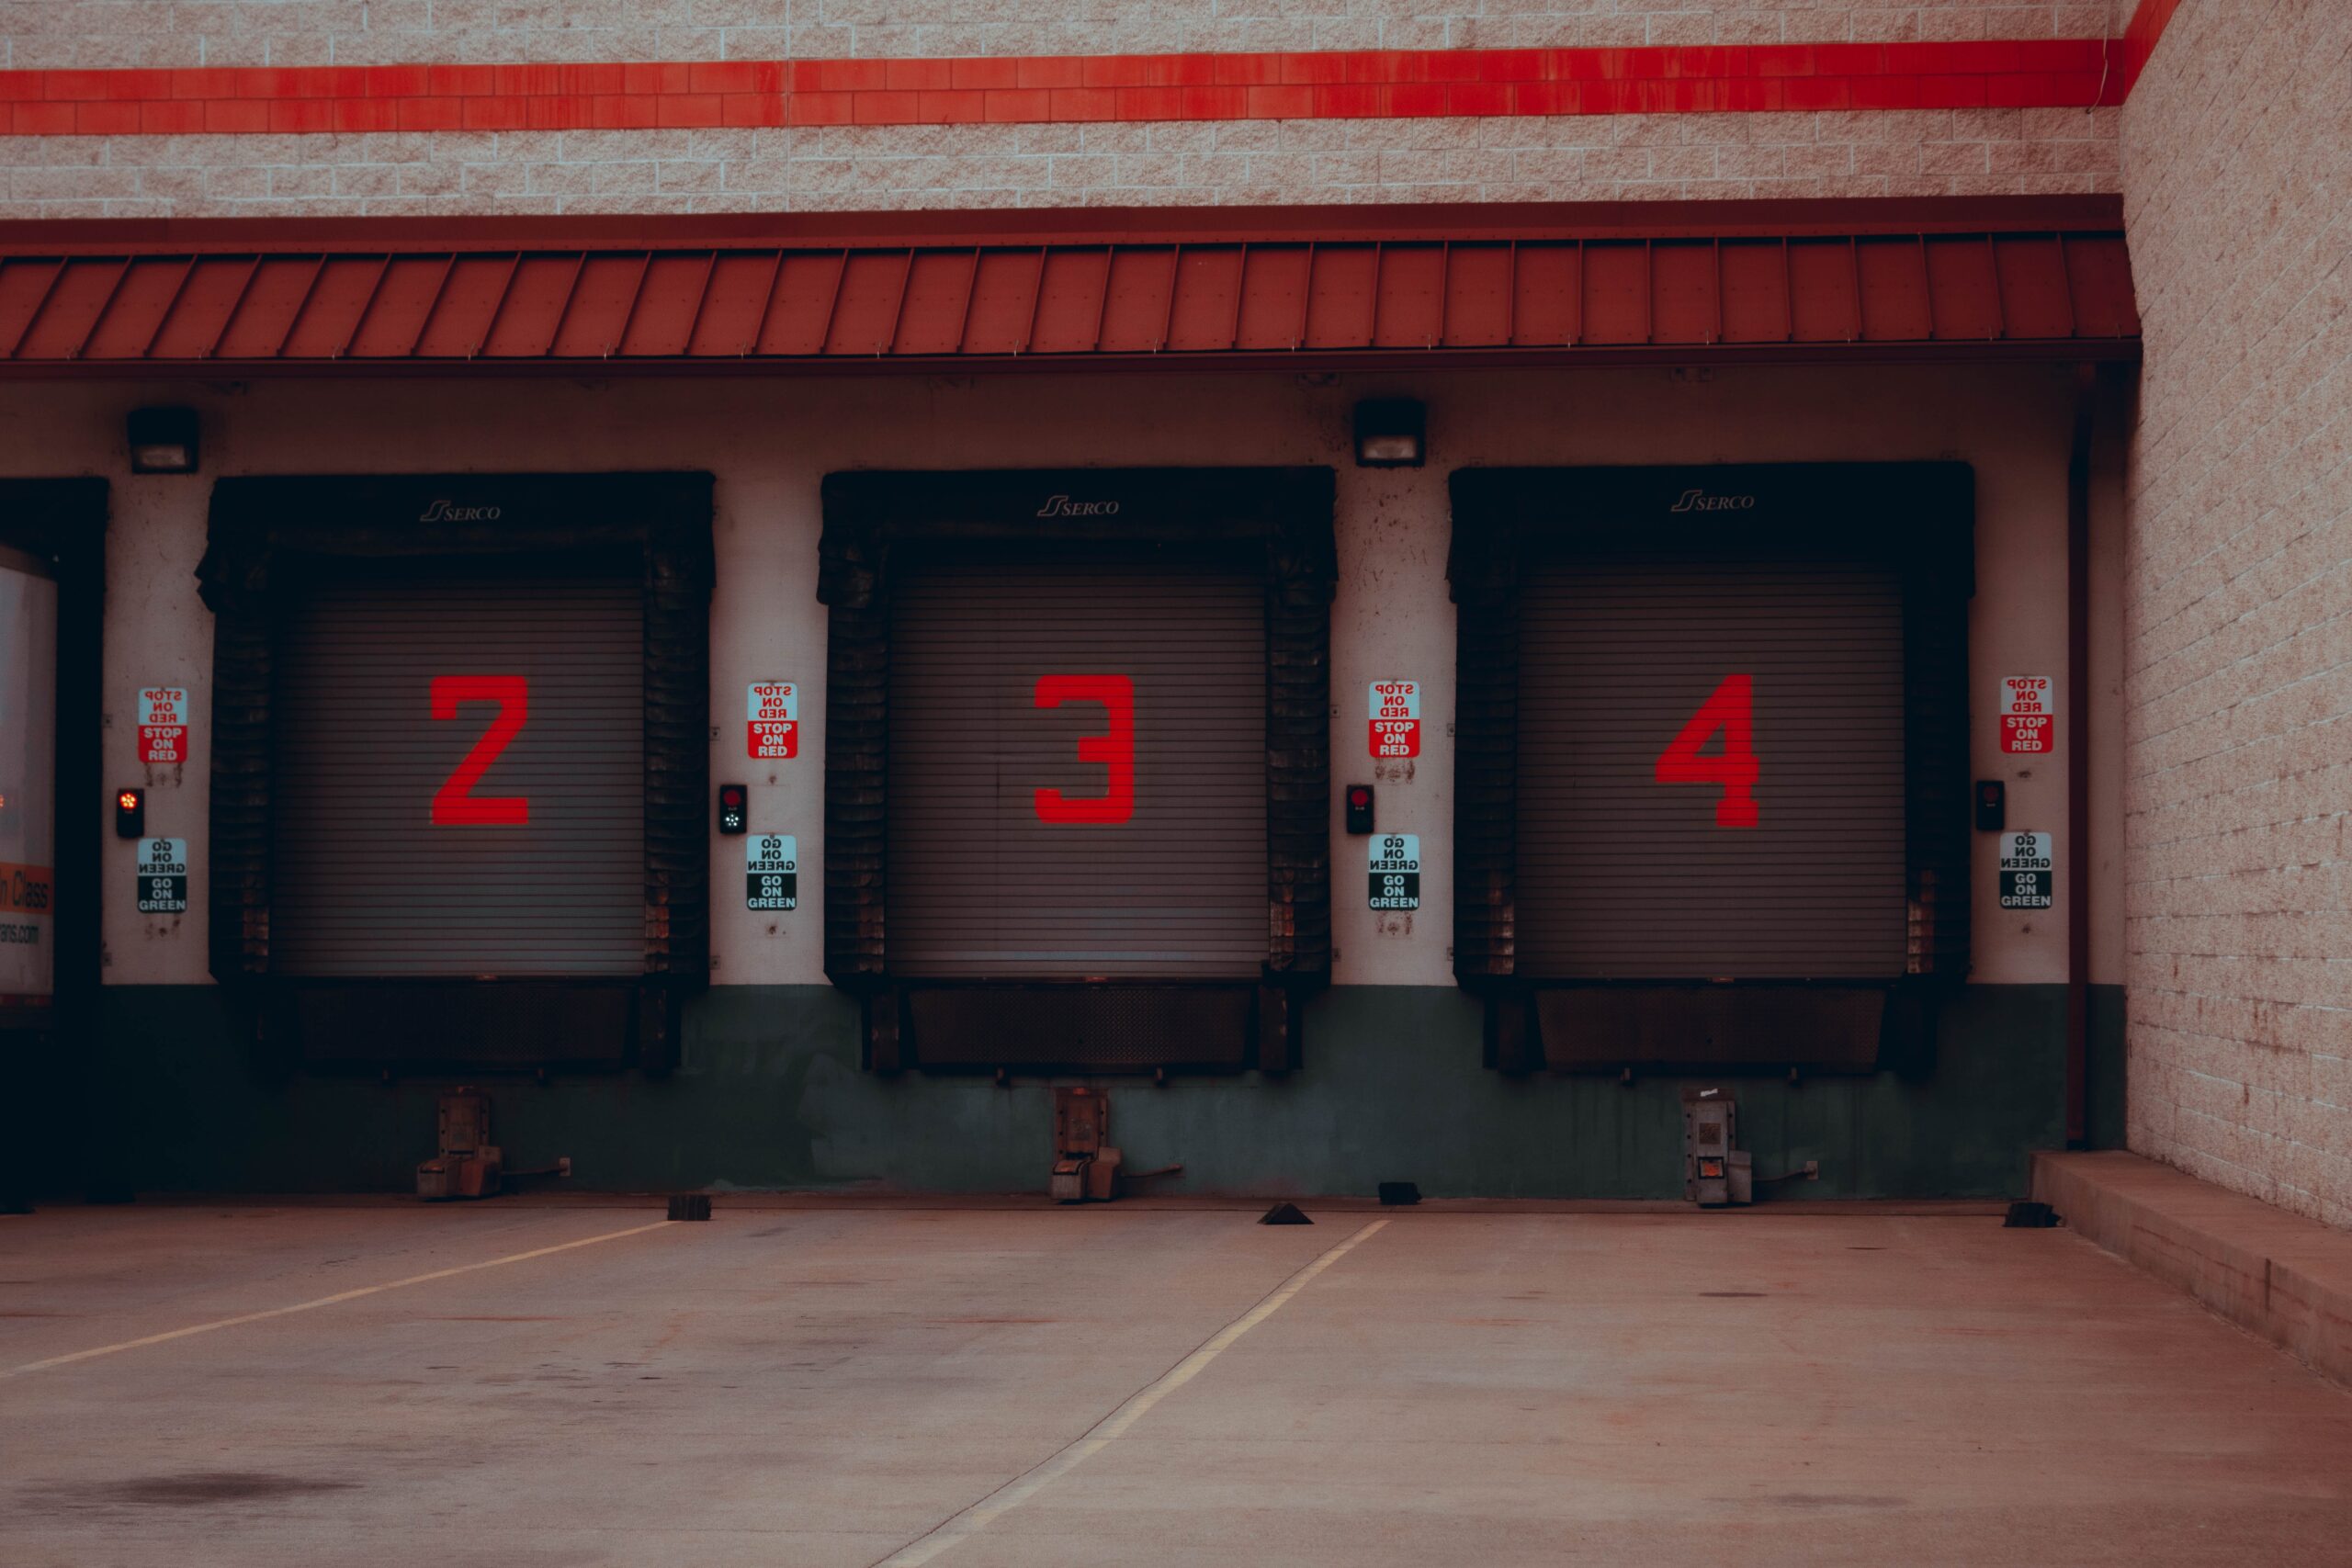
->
[2115,0,2188,97]
[0,23,2184,139]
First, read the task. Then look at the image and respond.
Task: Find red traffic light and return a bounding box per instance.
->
[115,787,145,839]
[1344,784,1374,835]
[1973,779,2006,832]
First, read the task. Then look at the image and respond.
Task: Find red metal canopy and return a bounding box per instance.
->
[0,199,2138,376]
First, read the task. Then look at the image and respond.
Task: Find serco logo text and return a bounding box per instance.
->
[420,499,503,523]
[1669,488,1757,513]
[1036,495,1121,517]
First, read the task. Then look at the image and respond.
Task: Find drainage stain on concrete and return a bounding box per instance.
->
[25,1472,360,1509]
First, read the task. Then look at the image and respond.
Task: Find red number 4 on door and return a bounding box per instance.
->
[1655,673,1759,829]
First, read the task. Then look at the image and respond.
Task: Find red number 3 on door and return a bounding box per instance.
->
[1655,672,1759,828]
[1034,674,1135,825]
[430,675,529,826]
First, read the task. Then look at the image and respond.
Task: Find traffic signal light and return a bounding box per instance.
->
[1974,779,2006,832]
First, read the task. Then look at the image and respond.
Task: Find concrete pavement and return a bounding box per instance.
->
[4,1201,2349,1566]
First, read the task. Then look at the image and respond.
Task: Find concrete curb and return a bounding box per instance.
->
[2032,1150,2352,1388]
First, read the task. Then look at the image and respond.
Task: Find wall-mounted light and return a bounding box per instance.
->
[1352,398,1426,468]
[126,407,199,475]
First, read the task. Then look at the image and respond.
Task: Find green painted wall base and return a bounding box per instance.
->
[56,980,2109,1200]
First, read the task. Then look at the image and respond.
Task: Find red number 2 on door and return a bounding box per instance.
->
[1654,672,1758,828]
[430,674,530,826]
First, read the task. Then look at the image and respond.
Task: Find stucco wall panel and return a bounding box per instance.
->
[96,467,215,988]
[2119,0,2352,1227]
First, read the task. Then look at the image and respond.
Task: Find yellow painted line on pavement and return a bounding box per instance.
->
[874,1216,1391,1568]
[1,1217,677,1380]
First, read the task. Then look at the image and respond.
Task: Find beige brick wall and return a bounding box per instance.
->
[0,107,2120,219]
[0,2,2124,217]
[5,3,2118,71]
[2120,0,2352,1227]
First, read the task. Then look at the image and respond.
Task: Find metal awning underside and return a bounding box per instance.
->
[0,203,2139,376]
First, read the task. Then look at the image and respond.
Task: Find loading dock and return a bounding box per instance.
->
[0,479,104,1209]
[198,473,714,1075]
[1451,464,1974,1076]
[819,468,1336,1076]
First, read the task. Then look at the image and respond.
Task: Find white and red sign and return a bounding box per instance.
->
[2000,675,2054,754]
[1369,680,1420,759]
[747,682,798,761]
[136,685,188,765]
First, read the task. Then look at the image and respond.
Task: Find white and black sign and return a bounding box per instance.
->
[1369,832,1420,911]
[1998,830,2053,910]
[746,833,797,911]
[136,836,188,915]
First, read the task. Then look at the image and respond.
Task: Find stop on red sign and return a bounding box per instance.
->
[137,685,188,764]
[747,682,798,760]
[1370,680,1420,758]
[2000,675,2054,754]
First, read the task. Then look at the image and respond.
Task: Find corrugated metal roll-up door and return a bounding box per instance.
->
[0,546,56,1003]
[273,562,645,977]
[888,552,1266,979]
[1518,556,1908,979]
